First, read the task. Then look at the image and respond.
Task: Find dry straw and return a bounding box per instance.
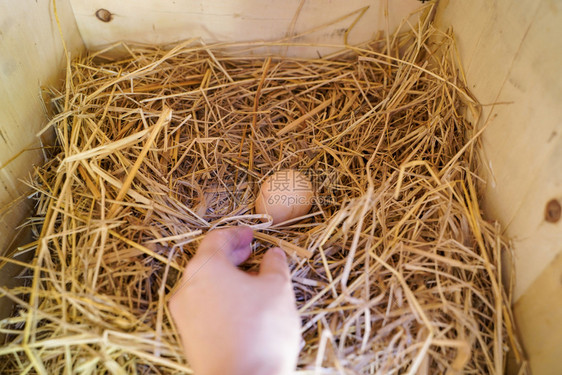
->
[0,7,525,375]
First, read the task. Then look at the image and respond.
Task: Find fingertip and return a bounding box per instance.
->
[259,247,290,281]
[197,226,254,266]
[236,226,254,246]
[269,246,287,260]
[228,226,254,265]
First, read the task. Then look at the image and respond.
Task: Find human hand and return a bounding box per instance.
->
[168,227,301,375]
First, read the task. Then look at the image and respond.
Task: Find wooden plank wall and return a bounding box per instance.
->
[434,0,562,373]
[69,0,421,57]
[0,0,84,258]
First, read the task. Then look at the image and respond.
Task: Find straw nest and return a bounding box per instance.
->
[0,10,525,375]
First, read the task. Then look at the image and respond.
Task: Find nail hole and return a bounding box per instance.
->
[545,199,561,223]
[96,9,112,23]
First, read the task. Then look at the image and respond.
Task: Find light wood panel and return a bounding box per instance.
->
[69,0,421,57]
[435,0,562,299]
[0,1,84,256]
[435,0,562,372]
[514,252,562,375]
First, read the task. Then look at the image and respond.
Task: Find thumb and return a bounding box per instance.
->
[195,226,254,266]
[259,247,291,281]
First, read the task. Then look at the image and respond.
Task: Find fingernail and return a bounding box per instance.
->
[234,226,254,244]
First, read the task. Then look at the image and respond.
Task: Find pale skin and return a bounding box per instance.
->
[169,226,301,375]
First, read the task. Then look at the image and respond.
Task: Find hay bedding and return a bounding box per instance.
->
[0,12,523,375]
